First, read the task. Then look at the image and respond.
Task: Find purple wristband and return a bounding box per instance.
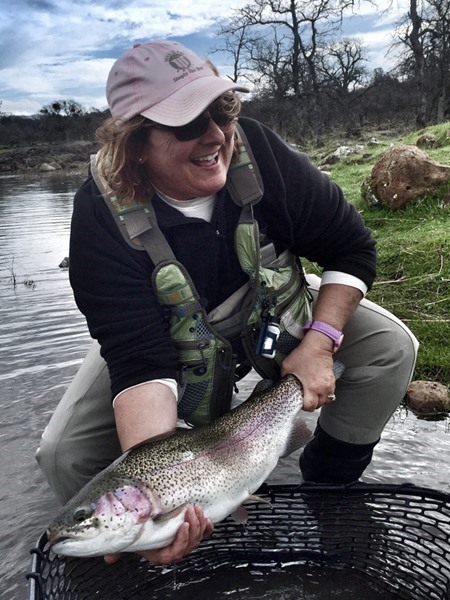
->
[303,320,344,353]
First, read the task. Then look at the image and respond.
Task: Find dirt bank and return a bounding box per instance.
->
[0,140,98,173]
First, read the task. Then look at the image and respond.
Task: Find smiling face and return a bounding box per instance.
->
[143,114,236,200]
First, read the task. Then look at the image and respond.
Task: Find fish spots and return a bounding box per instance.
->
[114,484,155,523]
[94,492,126,519]
[48,375,309,557]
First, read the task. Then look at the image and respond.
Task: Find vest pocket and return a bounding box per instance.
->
[176,341,236,426]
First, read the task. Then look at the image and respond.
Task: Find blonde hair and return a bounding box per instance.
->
[96,89,242,204]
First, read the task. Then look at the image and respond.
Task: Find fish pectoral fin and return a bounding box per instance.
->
[231,494,272,524]
[153,503,188,524]
[231,505,248,524]
[280,416,313,458]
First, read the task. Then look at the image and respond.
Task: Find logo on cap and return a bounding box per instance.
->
[166,51,192,71]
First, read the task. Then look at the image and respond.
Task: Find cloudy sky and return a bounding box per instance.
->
[0,0,409,116]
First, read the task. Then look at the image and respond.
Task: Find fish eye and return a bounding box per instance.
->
[73,505,93,522]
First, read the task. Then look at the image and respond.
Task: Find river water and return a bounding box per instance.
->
[0,173,449,600]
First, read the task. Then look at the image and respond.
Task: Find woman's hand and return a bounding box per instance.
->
[104,505,214,566]
[282,283,363,410]
[110,387,214,566]
[281,330,337,412]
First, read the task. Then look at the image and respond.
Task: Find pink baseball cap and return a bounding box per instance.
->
[106,40,249,126]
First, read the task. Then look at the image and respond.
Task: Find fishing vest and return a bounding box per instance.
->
[91,125,313,426]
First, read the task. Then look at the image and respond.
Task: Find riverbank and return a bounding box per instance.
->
[2,127,449,399]
[0,140,98,173]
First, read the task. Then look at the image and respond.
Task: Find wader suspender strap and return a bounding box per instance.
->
[121,204,177,265]
[227,124,264,219]
[90,156,177,264]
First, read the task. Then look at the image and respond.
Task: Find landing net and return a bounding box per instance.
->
[27,483,450,600]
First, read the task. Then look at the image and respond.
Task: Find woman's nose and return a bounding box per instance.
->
[201,117,226,142]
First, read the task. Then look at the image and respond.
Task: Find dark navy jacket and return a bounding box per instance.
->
[69,117,376,399]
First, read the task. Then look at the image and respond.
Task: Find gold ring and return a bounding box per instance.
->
[327,393,336,401]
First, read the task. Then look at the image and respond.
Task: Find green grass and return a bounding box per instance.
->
[306,122,450,386]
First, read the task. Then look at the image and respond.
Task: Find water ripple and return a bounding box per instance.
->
[1,173,449,600]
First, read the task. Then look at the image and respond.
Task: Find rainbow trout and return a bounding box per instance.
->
[47,374,312,558]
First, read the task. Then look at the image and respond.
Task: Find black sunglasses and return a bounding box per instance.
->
[152,109,235,142]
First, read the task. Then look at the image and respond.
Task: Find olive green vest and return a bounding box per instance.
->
[91,125,312,425]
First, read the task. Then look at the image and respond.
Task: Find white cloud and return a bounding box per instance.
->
[357,28,395,62]
[0,0,410,115]
[1,97,43,116]
[373,0,410,26]
[342,0,408,21]
[1,0,251,114]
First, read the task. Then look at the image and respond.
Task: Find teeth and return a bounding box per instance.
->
[195,152,218,162]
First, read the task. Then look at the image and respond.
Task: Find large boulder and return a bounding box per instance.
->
[362,144,450,209]
[405,380,450,416]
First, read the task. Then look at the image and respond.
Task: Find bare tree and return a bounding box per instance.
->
[317,38,369,133]
[397,0,428,126]
[319,38,368,93]
[426,0,450,122]
[216,0,360,98]
[214,0,379,139]
[393,0,450,126]
[213,22,254,83]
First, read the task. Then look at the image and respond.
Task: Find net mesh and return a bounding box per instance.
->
[27,483,450,600]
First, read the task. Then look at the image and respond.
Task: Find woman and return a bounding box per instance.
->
[37,40,418,565]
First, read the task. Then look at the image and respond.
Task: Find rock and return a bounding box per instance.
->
[317,165,332,177]
[416,134,439,148]
[320,153,340,166]
[320,145,364,166]
[40,162,60,171]
[334,145,364,158]
[362,144,450,209]
[405,380,450,416]
[360,179,380,207]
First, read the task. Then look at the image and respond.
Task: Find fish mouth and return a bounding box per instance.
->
[48,536,106,558]
[47,523,144,558]
[47,531,83,555]
[46,518,102,549]
[47,528,83,547]
[47,534,73,548]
